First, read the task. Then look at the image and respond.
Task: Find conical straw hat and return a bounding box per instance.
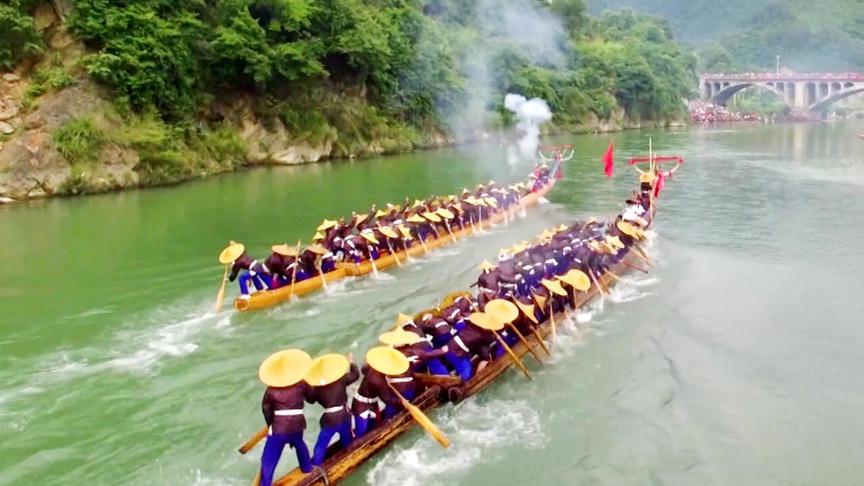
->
[379,226,399,239]
[393,313,414,328]
[361,231,380,245]
[422,212,441,223]
[557,269,590,291]
[407,214,425,224]
[616,220,638,237]
[312,232,325,241]
[271,244,298,257]
[219,241,245,264]
[413,308,440,323]
[640,172,654,183]
[514,300,538,324]
[354,214,368,225]
[258,349,312,388]
[375,209,388,218]
[556,224,569,232]
[468,312,504,332]
[605,235,624,249]
[485,299,519,323]
[398,226,413,239]
[479,260,495,271]
[484,197,498,208]
[379,330,422,347]
[542,279,567,296]
[307,244,328,255]
[366,346,410,376]
[436,208,455,219]
[317,219,337,231]
[304,354,350,387]
[441,290,472,308]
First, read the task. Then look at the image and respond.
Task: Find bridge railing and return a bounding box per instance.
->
[700,73,864,82]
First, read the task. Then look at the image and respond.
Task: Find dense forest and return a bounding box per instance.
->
[590,0,864,72]
[1,0,696,197]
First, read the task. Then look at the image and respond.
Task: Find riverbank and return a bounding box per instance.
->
[0,71,679,204]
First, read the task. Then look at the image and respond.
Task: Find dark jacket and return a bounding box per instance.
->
[261,382,316,435]
[311,363,360,427]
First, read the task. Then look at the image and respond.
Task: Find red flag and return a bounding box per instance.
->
[654,170,666,198]
[602,142,614,178]
[553,162,563,180]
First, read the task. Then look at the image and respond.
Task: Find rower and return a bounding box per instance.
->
[476,260,500,295]
[350,360,388,439]
[220,241,273,300]
[306,354,360,466]
[366,345,416,420]
[257,349,315,484]
[392,314,450,375]
[308,244,336,273]
[441,311,503,381]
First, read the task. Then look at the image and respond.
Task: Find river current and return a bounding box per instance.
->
[1,121,863,485]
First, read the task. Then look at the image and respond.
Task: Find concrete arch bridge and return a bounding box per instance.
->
[699,73,864,115]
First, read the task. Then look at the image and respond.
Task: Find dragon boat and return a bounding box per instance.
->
[233,179,557,312]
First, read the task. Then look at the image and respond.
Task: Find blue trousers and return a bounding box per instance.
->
[320,259,335,273]
[384,389,417,419]
[353,413,377,438]
[260,432,311,485]
[239,271,270,295]
[444,351,474,382]
[425,357,450,376]
[312,419,353,466]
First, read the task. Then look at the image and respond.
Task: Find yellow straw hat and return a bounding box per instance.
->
[407,214,425,224]
[304,354,350,387]
[586,217,598,225]
[634,216,649,227]
[541,279,567,296]
[605,235,624,249]
[361,231,380,245]
[379,226,399,239]
[558,269,590,291]
[354,214,368,225]
[437,208,455,219]
[307,244,328,255]
[379,330,422,347]
[398,226,413,239]
[484,299,519,323]
[556,224,568,233]
[640,172,654,183]
[514,300,538,324]
[468,312,504,332]
[484,197,498,208]
[317,219,337,231]
[271,244,298,257]
[616,220,638,237]
[479,260,496,271]
[258,349,313,388]
[441,290,473,308]
[422,212,442,223]
[412,199,424,209]
[366,346,410,376]
[312,232,325,241]
[375,209,388,218]
[393,313,414,328]
[219,241,245,264]
[532,291,547,310]
[413,308,440,323]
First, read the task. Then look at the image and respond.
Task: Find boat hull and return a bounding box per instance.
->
[233,269,348,312]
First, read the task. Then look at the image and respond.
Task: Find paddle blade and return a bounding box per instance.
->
[215,264,229,312]
[406,402,450,448]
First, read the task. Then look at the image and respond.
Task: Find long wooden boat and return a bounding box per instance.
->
[234,180,556,311]
[271,247,641,486]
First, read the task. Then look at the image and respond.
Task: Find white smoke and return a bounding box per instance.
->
[504,93,553,159]
[441,0,568,141]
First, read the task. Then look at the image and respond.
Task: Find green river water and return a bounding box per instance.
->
[1,121,863,486]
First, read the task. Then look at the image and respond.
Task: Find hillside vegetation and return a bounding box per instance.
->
[1,0,696,200]
[590,0,864,72]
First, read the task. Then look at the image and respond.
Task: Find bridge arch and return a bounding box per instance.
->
[710,82,790,108]
[809,87,864,111]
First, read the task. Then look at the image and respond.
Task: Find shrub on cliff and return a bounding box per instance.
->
[0,1,44,70]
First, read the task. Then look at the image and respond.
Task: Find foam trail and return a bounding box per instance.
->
[368,399,545,486]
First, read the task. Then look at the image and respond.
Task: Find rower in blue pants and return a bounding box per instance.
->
[441,311,501,382]
[306,354,359,466]
[256,349,316,485]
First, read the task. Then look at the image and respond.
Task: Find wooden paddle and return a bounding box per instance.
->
[444,220,457,243]
[215,264,229,312]
[368,246,379,276]
[238,425,268,454]
[251,470,261,486]
[548,302,557,346]
[494,333,532,379]
[286,239,302,302]
[588,269,608,297]
[528,325,552,356]
[621,260,649,273]
[317,259,329,291]
[386,383,450,448]
[386,239,402,267]
[417,231,430,253]
[631,244,654,266]
[506,323,544,364]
